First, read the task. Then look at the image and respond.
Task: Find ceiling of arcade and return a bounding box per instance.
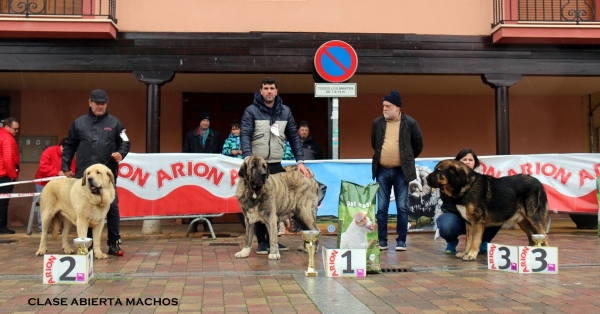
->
[0,72,599,96]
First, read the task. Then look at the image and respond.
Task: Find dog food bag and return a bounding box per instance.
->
[337,180,381,274]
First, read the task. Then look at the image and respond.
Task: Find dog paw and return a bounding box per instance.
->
[268,253,281,260]
[94,252,108,259]
[35,249,46,256]
[235,247,251,258]
[461,252,478,261]
[455,252,466,258]
[297,244,307,252]
[63,247,74,255]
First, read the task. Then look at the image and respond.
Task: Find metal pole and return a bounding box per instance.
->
[329,97,339,159]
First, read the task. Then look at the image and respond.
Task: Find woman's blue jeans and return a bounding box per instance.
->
[436,212,501,243]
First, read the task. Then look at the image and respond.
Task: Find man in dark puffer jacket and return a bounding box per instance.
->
[62,89,131,256]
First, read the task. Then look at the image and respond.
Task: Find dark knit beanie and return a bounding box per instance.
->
[383,90,402,107]
[199,111,211,121]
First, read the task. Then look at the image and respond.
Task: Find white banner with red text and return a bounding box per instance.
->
[116,153,600,218]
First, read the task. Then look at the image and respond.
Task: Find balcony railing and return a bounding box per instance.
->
[493,0,596,27]
[0,0,116,23]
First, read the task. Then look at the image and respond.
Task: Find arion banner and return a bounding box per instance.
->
[116,153,600,219]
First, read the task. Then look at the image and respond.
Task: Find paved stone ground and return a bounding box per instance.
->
[0,218,599,313]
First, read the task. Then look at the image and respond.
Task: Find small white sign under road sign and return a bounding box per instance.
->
[314,83,357,97]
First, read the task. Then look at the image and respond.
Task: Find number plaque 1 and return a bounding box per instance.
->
[43,252,94,284]
[322,248,366,278]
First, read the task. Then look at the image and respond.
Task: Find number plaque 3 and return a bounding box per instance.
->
[43,252,94,284]
[486,243,558,274]
[322,248,367,277]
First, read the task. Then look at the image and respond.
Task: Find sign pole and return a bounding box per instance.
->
[328,97,339,159]
[314,40,358,161]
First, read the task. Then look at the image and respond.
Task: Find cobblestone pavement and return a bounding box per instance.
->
[0,218,598,313]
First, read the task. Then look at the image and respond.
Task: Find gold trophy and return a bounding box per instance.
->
[73,237,93,255]
[531,234,547,247]
[302,230,320,277]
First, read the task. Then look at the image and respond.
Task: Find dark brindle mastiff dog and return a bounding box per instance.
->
[235,156,320,260]
[426,159,549,261]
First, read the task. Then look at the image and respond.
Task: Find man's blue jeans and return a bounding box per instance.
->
[436,212,501,243]
[376,166,409,243]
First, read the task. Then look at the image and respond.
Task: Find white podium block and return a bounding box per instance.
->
[518,245,559,274]
[486,243,519,273]
[43,252,94,284]
[322,248,366,278]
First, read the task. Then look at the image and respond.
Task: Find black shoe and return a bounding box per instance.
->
[0,227,15,234]
[256,243,269,255]
[107,240,124,256]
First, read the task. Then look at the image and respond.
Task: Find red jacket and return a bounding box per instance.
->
[35,145,76,186]
[0,128,19,180]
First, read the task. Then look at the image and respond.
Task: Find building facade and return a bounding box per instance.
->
[1,0,600,225]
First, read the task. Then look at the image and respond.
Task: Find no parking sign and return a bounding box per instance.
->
[314,40,358,83]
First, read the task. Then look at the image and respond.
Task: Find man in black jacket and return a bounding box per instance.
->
[183,112,221,154]
[298,120,324,160]
[240,77,310,255]
[371,90,423,252]
[62,89,131,256]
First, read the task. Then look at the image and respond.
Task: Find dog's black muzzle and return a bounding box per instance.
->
[88,178,103,195]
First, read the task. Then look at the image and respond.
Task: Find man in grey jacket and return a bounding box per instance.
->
[240,77,310,255]
[371,90,423,251]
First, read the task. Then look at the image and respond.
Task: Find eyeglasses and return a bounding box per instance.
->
[9,126,18,131]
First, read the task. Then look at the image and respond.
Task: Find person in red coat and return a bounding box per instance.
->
[34,138,76,233]
[0,117,20,234]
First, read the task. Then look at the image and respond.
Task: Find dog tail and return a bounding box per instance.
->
[51,216,61,241]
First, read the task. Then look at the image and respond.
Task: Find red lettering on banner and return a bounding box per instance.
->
[157,170,173,189]
[489,244,496,270]
[483,165,501,178]
[579,169,594,188]
[207,167,224,185]
[45,256,56,283]
[507,169,518,176]
[521,163,532,175]
[193,163,209,177]
[171,163,185,179]
[118,163,150,188]
[230,169,239,188]
[131,168,150,187]
[153,161,226,188]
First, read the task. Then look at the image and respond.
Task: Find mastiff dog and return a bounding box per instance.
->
[235,156,320,260]
[426,159,549,261]
[35,164,116,259]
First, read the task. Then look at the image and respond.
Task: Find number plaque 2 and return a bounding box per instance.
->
[486,243,558,274]
[322,248,366,277]
[43,252,94,284]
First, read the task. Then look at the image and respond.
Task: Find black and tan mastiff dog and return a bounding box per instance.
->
[426,159,549,261]
[235,156,320,260]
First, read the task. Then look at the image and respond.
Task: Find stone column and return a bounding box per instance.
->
[481,74,522,155]
[133,71,175,235]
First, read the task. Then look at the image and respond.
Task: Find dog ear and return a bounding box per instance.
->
[238,160,247,180]
[81,171,87,186]
[107,170,115,186]
[353,211,367,222]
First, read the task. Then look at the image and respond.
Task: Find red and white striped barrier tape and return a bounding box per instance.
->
[0,192,40,199]
[0,176,66,199]
[0,176,65,188]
